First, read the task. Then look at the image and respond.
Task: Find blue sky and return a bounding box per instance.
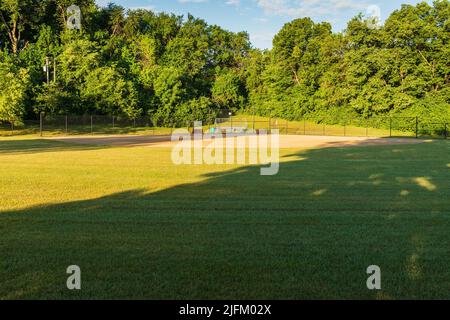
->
[95,0,431,49]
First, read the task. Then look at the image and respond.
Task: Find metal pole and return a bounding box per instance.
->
[45,57,50,84]
[389,118,392,137]
[416,116,419,139]
[40,112,43,137]
[366,118,368,137]
[112,116,115,129]
[91,115,93,135]
[65,115,68,134]
[445,123,448,140]
[304,119,306,135]
[53,58,56,83]
[344,121,346,136]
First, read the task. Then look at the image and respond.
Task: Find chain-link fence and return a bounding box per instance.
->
[0,115,187,137]
[38,114,160,135]
[214,116,448,139]
[0,119,41,136]
[1,114,448,139]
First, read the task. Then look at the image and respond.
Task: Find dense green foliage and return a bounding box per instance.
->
[248,1,450,124]
[0,0,449,125]
[0,1,250,125]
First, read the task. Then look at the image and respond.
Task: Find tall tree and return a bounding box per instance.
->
[0,0,45,53]
[0,52,30,121]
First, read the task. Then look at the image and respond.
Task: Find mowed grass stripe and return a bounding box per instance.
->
[0,138,449,299]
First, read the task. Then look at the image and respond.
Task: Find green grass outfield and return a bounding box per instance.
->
[0,136,449,299]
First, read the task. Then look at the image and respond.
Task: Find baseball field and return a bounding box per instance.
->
[0,134,449,299]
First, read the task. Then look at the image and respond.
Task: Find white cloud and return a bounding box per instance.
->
[254,17,269,23]
[178,0,208,3]
[226,0,240,6]
[129,5,156,11]
[256,0,368,18]
[250,31,276,49]
[95,0,110,7]
[95,1,155,10]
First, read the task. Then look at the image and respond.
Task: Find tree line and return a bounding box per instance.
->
[1,0,449,126]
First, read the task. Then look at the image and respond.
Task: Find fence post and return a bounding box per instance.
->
[252,115,255,131]
[90,115,93,135]
[40,112,43,137]
[389,118,392,137]
[65,115,68,135]
[304,118,306,135]
[366,118,369,137]
[415,116,419,139]
[344,120,346,137]
[445,123,448,140]
[269,117,271,131]
[112,116,115,129]
[286,119,289,135]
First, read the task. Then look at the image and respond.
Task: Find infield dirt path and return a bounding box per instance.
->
[48,134,425,149]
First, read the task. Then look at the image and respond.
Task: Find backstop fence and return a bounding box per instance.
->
[0,114,448,139]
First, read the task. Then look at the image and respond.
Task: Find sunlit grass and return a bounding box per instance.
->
[0,137,449,299]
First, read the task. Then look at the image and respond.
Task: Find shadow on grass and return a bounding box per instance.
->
[0,140,449,299]
[49,134,173,148]
[0,139,106,155]
[0,128,41,137]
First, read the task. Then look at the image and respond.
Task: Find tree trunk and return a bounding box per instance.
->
[0,13,20,54]
[8,18,19,54]
[291,67,300,85]
[58,4,68,27]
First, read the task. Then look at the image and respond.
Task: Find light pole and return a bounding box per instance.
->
[53,57,56,82]
[43,56,57,83]
[43,57,50,84]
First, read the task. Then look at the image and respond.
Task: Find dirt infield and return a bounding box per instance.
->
[48,134,425,149]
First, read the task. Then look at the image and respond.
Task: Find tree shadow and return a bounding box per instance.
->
[0,139,106,155]
[0,140,449,299]
[49,134,173,148]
